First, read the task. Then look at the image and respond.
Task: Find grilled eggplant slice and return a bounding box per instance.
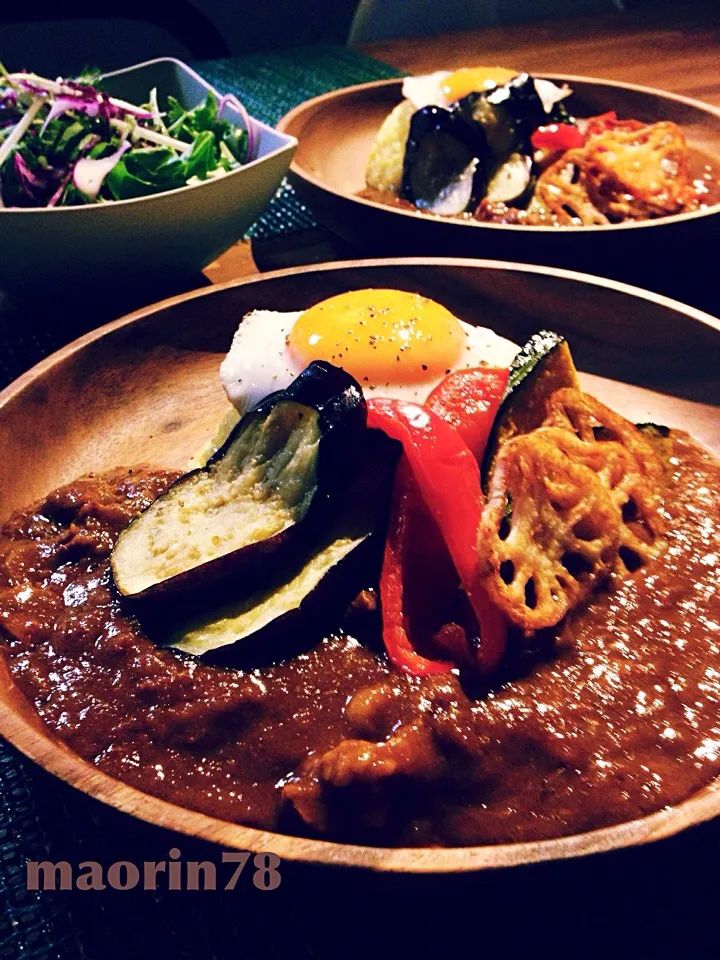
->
[167,524,371,659]
[400,106,484,214]
[456,73,547,160]
[485,152,534,207]
[160,430,398,660]
[399,75,574,217]
[111,361,366,600]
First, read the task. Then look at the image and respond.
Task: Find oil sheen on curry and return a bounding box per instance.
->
[0,288,718,848]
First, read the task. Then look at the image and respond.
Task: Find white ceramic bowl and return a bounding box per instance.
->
[0,58,297,296]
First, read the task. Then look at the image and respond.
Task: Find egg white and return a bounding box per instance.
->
[220,309,304,416]
[402,71,451,110]
[401,71,571,113]
[220,308,519,414]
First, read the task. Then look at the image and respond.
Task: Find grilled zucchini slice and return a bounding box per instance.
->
[482,331,579,487]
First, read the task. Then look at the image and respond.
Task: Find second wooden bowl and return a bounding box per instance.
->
[277,76,720,309]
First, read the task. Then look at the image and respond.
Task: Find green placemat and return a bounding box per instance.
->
[0,44,400,960]
[197,45,401,242]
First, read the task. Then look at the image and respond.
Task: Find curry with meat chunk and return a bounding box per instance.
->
[0,425,718,846]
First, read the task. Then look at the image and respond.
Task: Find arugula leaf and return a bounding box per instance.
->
[56,120,88,154]
[165,95,187,130]
[167,92,231,148]
[184,130,218,180]
[125,147,181,177]
[61,182,91,205]
[105,147,188,200]
[224,128,248,165]
[104,160,158,200]
[76,65,102,85]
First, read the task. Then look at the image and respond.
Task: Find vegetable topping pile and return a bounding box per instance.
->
[106,288,667,681]
[366,67,709,225]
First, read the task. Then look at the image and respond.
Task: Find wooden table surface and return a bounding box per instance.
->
[2,5,718,322]
[209,2,720,286]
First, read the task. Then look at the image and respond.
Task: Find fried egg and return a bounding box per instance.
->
[220,289,518,415]
[402,66,517,110]
[402,66,571,113]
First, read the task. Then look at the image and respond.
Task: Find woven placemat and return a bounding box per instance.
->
[199,46,401,248]
[0,45,401,959]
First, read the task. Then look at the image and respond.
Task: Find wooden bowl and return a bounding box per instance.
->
[277,77,720,306]
[1,259,718,873]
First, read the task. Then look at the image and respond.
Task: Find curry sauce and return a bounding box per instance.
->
[0,431,718,846]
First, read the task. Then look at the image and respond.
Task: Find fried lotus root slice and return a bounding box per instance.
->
[529,121,693,225]
[477,432,621,630]
[544,388,663,484]
[581,121,693,219]
[535,426,664,567]
[543,388,665,567]
[528,149,610,226]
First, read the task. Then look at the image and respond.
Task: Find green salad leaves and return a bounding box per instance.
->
[0,69,255,208]
[105,94,249,201]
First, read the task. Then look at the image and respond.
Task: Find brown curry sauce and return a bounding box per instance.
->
[359,149,720,226]
[0,432,718,847]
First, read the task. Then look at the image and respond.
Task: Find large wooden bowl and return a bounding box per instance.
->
[277,77,720,307]
[1,259,718,872]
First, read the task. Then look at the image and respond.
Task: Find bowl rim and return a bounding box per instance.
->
[277,72,720,234]
[0,56,298,216]
[1,255,719,873]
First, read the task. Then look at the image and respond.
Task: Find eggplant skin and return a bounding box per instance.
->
[400,105,486,213]
[111,361,367,602]
[401,75,550,215]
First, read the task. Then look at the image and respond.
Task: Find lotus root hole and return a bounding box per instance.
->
[618,545,644,572]
[561,551,594,578]
[572,517,601,541]
[500,560,515,584]
[622,498,638,522]
[524,578,538,609]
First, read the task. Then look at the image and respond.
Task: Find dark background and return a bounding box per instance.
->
[6,757,720,959]
[1,0,715,75]
[2,2,720,957]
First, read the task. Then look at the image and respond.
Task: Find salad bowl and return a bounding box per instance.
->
[0,58,296,298]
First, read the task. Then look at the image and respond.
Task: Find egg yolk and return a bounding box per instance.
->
[442,66,519,103]
[288,289,465,386]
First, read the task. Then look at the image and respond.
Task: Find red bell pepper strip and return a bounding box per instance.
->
[368,398,506,673]
[581,111,644,138]
[425,366,509,461]
[378,457,455,676]
[530,122,584,152]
